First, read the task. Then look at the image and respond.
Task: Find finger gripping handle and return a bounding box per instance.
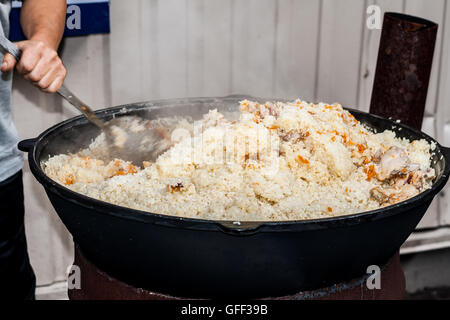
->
[0,35,21,61]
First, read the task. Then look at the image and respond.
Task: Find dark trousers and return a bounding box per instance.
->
[0,170,36,300]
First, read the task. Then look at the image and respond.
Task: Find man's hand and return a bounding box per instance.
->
[1,0,67,93]
[1,40,66,93]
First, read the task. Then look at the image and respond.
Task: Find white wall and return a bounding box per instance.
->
[11,0,450,286]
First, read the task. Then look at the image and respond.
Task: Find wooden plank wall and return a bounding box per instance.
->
[11,0,450,286]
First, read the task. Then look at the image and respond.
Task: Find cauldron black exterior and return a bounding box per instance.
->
[19,96,450,298]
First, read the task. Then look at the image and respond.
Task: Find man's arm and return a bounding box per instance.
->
[1,0,67,93]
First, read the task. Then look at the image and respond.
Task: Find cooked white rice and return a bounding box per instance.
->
[42,99,436,221]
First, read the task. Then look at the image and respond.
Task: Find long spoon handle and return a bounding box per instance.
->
[56,84,106,129]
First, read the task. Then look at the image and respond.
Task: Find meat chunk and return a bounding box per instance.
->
[281,130,307,143]
[370,184,420,206]
[396,184,419,201]
[267,103,281,118]
[378,147,409,180]
[374,146,435,193]
[241,101,282,120]
[370,187,389,205]
[407,168,434,191]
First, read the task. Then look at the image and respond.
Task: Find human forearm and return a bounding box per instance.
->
[20,0,67,50]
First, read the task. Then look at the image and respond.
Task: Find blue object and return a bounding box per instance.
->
[9,0,110,41]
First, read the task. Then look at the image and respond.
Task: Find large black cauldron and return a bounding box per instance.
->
[19,96,450,298]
